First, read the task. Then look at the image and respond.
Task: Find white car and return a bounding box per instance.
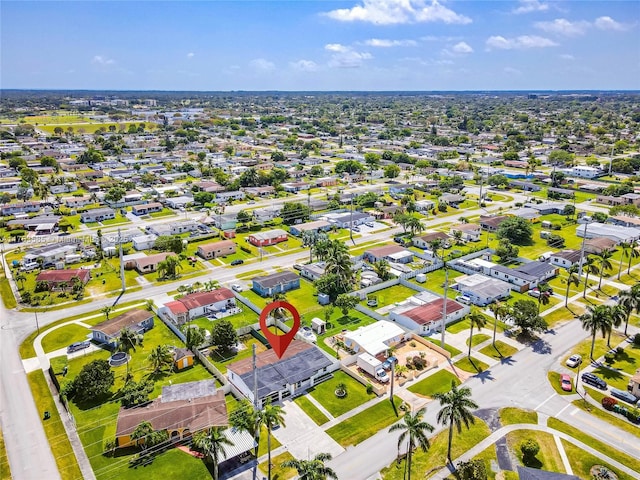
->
[566,354,582,368]
[231,284,243,292]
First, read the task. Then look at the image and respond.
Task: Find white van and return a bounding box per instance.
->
[21,262,39,272]
[455,295,472,305]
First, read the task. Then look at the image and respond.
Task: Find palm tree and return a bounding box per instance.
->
[373,259,391,281]
[579,305,614,361]
[433,382,478,466]
[118,327,142,379]
[282,452,338,480]
[595,248,614,290]
[406,216,424,236]
[130,421,154,449]
[101,305,112,321]
[157,255,182,279]
[488,302,510,347]
[204,280,221,291]
[582,256,600,298]
[229,399,260,455]
[192,427,234,480]
[148,344,174,374]
[262,401,286,480]
[619,285,640,336]
[452,230,464,246]
[624,242,640,276]
[388,407,434,480]
[15,272,26,290]
[607,304,627,349]
[617,241,632,280]
[466,309,487,359]
[564,265,581,307]
[536,283,552,314]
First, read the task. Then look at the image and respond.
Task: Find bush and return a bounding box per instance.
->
[520,439,540,459]
[457,459,488,480]
[633,333,640,346]
[602,396,618,411]
[412,355,426,370]
[604,353,615,364]
[616,346,624,354]
[366,384,374,395]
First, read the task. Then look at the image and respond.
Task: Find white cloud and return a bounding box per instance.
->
[512,0,549,14]
[323,0,471,25]
[559,53,575,60]
[187,52,195,58]
[503,67,522,75]
[594,16,627,31]
[91,55,115,66]
[451,41,473,54]
[290,60,319,72]
[249,58,275,71]
[535,18,590,36]
[325,44,372,68]
[486,35,558,50]
[364,38,418,47]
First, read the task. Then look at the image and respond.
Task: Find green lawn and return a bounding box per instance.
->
[591,365,631,391]
[0,427,10,480]
[148,208,176,218]
[257,424,281,458]
[430,339,462,358]
[209,336,268,374]
[562,441,634,480]
[564,331,626,365]
[363,284,419,309]
[0,275,17,309]
[507,430,564,471]
[308,371,376,417]
[190,304,259,333]
[26,370,83,480]
[570,399,640,436]
[102,446,210,480]
[466,333,490,347]
[499,407,538,426]
[605,344,640,376]
[293,395,330,425]
[454,356,489,373]
[407,369,460,398]
[479,341,519,360]
[41,323,92,353]
[446,317,507,335]
[258,451,296,480]
[242,278,323,319]
[380,415,491,480]
[549,418,640,473]
[326,396,402,447]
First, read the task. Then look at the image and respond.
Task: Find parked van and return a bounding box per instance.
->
[456,295,472,305]
[21,262,39,272]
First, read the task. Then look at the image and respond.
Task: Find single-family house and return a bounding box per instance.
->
[584,237,617,255]
[388,184,414,195]
[132,202,163,216]
[343,321,406,357]
[608,216,640,228]
[414,200,435,212]
[148,220,199,236]
[132,234,158,251]
[197,240,236,260]
[299,262,326,281]
[35,269,91,290]
[91,309,154,347]
[243,186,275,197]
[252,271,300,297]
[134,252,176,274]
[364,245,413,264]
[549,250,582,269]
[453,274,511,306]
[412,231,450,250]
[161,288,236,325]
[479,215,509,232]
[596,193,640,207]
[524,202,569,215]
[508,181,541,192]
[576,222,640,244]
[506,207,541,223]
[7,215,60,232]
[281,181,310,193]
[389,291,469,334]
[327,212,374,229]
[439,193,465,206]
[628,369,640,400]
[289,220,332,237]
[62,196,92,209]
[450,224,481,242]
[248,229,288,247]
[80,207,116,224]
[227,340,336,406]
[0,201,43,216]
[23,243,79,266]
[489,261,557,292]
[215,190,245,202]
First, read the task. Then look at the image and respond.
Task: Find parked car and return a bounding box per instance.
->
[67,341,91,354]
[560,373,572,392]
[566,354,582,368]
[231,284,243,292]
[455,295,472,305]
[230,259,244,266]
[293,264,303,271]
[298,326,317,343]
[352,226,360,232]
[581,372,607,390]
[610,388,638,404]
[365,222,374,227]
[381,356,398,371]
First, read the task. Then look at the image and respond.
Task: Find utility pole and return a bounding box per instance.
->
[252,343,258,409]
[577,217,591,280]
[34,310,40,335]
[349,196,355,245]
[118,228,125,292]
[441,262,448,348]
[389,361,395,403]
[608,144,615,176]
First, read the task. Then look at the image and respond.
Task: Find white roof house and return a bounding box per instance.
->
[343,320,406,356]
[576,222,640,244]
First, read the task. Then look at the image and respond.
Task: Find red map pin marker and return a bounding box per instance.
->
[259,300,300,359]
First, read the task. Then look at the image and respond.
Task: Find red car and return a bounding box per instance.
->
[560,374,573,392]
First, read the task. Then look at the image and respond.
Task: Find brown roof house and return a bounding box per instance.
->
[35,269,91,290]
[412,231,450,250]
[197,240,236,260]
[389,291,469,335]
[161,288,237,325]
[584,237,617,255]
[134,252,177,274]
[91,308,154,348]
[364,245,414,264]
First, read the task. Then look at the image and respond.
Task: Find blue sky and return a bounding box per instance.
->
[2,1,639,91]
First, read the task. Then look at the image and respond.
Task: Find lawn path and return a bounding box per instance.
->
[305,394,335,421]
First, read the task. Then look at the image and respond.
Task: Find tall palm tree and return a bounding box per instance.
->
[230,399,260,455]
[192,426,234,480]
[536,283,552,314]
[118,327,142,353]
[282,452,338,480]
[617,241,632,280]
[373,259,391,281]
[15,272,26,290]
[582,255,600,299]
[130,421,154,449]
[433,382,478,465]
[101,305,112,321]
[388,407,434,480]
[595,248,614,290]
[488,302,510,347]
[579,305,614,361]
[148,344,174,374]
[466,309,487,359]
[157,255,182,280]
[619,285,640,336]
[564,265,580,307]
[625,242,640,275]
[262,401,286,480]
[607,304,627,349]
